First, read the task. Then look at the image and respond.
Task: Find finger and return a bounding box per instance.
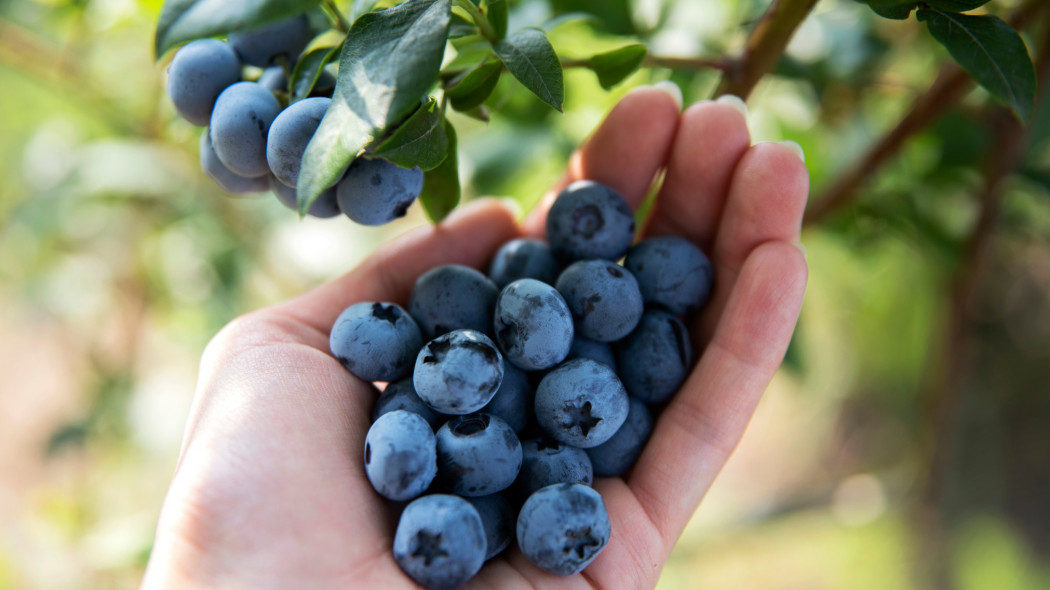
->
[522,86,681,237]
[627,241,807,549]
[273,198,520,336]
[643,100,751,248]
[700,142,809,340]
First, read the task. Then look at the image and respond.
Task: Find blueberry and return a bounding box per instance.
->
[167,39,241,126]
[266,97,331,188]
[488,238,560,288]
[616,310,693,404]
[565,336,616,372]
[372,377,446,431]
[516,437,593,497]
[229,14,314,68]
[479,362,532,433]
[409,265,499,340]
[209,82,282,178]
[329,301,424,382]
[256,66,287,93]
[414,330,504,415]
[493,278,574,371]
[270,175,340,218]
[364,410,437,501]
[199,131,269,193]
[624,235,714,315]
[534,358,628,448]
[465,494,515,560]
[555,259,644,342]
[435,414,522,496]
[336,157,424,226]
[546,180,635,263]
[516,483,610,576]
[586,397,653,477]
[394,494,486,590]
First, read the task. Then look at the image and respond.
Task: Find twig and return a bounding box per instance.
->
[803,64,973,226]
[804,0,1050,226]
[713,0,820,100]
[323,0,352,34]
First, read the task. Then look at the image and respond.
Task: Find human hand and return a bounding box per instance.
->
[141,86,809,589]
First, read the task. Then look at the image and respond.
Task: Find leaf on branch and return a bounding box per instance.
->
[372,98,449,171]
[484,0,508,41]
[447,60,503,110]
[296,0,452,215]
[857,0,917,20]
[351,0,381,23]
[917,9,1036,122]
[494,28,564,112]
[925,0,991,13]
[290,44,341,103]
[155,0,321,58]
[419,118,461,223]
[540,11,601,32]
[586,44,647,89]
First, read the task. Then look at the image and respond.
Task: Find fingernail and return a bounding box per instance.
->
[777,140,806,163]
[715,94,748,120]
[794,240,808,261]
[652,80,683,111]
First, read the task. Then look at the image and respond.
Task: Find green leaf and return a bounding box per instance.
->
[351,0,381,22]
[540,11,601,32]
[870,3,918,19]
[447,60,502,110]
[548,0,634,35]
[586,44,646,89]
[372,98,449,170]
[493,28,564,112]
[484,0,508,41]
[419,119,460,223]
[925,0,991,12]
[155,0,321,58]
[296,0,451,215]
[917,9,1036,121]
[289,44,341,102]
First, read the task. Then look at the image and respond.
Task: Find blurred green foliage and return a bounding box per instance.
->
[1,0,1049,588]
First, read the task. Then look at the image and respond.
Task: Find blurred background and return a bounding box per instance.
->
[1,0,1049,588]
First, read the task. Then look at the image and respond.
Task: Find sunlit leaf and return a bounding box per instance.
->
[372,98,449,171]
[289,44,340,102]
[155,0,321,58]
[494,28,563,112]
[296,0,451,215]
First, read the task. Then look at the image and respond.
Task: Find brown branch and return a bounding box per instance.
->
[915,12,1050,589]
[804,64,973,226]
[713,0,820,100]
[804,0,1050,226]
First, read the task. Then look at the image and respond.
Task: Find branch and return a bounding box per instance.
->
[323,0,352,34]
[804,0,1050,226]
[915,13,1050,588]
[713,0,820,100]
[804,64,972,226]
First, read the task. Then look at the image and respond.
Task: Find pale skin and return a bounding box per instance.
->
[142,87,809,590]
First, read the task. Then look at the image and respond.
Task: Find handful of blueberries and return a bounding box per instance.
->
[166,14,423,224]
[330,180,714,589]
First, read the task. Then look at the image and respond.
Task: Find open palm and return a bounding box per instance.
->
[142,87,809,590]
